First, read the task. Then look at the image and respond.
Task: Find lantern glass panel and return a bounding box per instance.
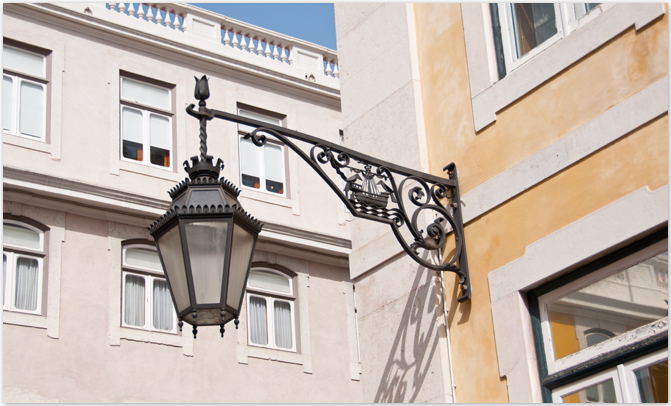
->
[185,221,229,305]
[156,225,190,313]
[226,223,256,313]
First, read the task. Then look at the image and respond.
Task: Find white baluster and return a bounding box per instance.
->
[128,3,136,17]
[155,8,163,25]
[164,10,173,28]
[240,34,248,51]
[109,3,117,11]
[255,38,264,56]
[174,13,182,31]
[333,63,339,78]
[118,3,126,14]
[232,31,240,49]
[288,47,294,65]
[264,41,272,58]
[138,4,145,20]
[223,29,231,46]
[325,59,333,77]
[146,5,154,22]
[280,46,287,63]
[272,43,279,60]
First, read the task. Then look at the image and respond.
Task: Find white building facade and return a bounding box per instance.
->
[3,3,363,402]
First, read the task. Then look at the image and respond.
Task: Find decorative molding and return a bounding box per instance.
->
[488,186,668,401]
[464,3,666,131]
[462,76,669,224]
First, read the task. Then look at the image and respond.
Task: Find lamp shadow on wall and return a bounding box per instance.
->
[373,259,443,403]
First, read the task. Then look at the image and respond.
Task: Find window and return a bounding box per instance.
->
[494,3,603,74]
[3,44,48,141]
[238,108,286,196]
[531,236,668,402]
[119,76,173,169]
[246,268,296,351]
[121,245,176,333]
[3,220,46,315]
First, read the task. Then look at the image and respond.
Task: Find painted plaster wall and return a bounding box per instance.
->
[334,3,453,403]
[3,212,363,403]
[413,3,668,403]
[2,7,349,241]
[416,5,668,194]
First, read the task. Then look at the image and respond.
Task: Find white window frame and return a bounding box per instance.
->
[622,349,668,403]
[121,245,177,334]
[119,77,173,171]
[552,367,623,403]
[3,45,48,142]
[498,3,565,73]
[245,268,296,352]
[3,220,45,316]
[538,239,668,375]
[237,108,287,197]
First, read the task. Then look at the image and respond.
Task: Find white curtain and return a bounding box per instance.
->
[153,278,173,331]
[273,300,292,349]
[124,274,145,327]
[249,296,268,345]
[14,257,38,311]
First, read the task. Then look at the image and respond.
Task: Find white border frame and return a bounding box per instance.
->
[120,270,178,334]
[551,367,622,403]
[3,251,44,315]
[623,348,668,403]
[3,73,48,142]
[246,292,297,352]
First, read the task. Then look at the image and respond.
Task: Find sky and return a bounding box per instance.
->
[191,3,337,50]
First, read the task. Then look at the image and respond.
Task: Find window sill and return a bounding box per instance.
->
[3,132,52,155]
[240,188,293,209]
[3,310,47,329]
[117,159,182,182]
[246,345,305,366]
[119,326,182,347]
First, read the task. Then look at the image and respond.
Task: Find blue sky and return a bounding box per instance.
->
[192,3,337,50]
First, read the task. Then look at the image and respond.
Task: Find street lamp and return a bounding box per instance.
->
[149,76,262,338]
[150,75,472,339]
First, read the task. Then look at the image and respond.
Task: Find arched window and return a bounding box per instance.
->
[3,219,46,315]
[246,268,296,351]
[121,243,176,333]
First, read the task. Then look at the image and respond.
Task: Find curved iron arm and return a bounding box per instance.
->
[185,80,470,302]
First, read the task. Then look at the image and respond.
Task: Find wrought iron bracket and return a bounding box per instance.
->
[185,76,470,302]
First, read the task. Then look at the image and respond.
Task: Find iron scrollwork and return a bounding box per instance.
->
[186,76,471,302]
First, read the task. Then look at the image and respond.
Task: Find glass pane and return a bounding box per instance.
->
[635,360,668,403]
[265,144,284,194]
[121,107,144,161]
[226,224,256,313]
[238,109,282,134]
[4,75,13,131]
[249,296,268,345]
[124,274,145,327]
[3,46,45,77]
[511,3,558,58]
[185,221,228,305]
[149,114,170,167]
[248,270,290,293]
[547,251,668,360]
[156,226,190,313]
[125,247,162,270]
[19,81,44,138]
[14,257,39,311]
[274,300,292,349]
[240,137,261,188]
[561,379,616,403]
[121,78,170,110]
[3,223,40,249]
[152,278,174,331]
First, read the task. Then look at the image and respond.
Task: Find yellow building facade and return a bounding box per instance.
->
[336,3,667,403]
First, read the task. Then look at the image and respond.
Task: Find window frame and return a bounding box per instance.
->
[120,244,177,334]
[3,43,49,142]
[528,231,669,402]
[3,219,47,316]
[245,268,297,352]
[119,76,174,171]
[237,106,288,197]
